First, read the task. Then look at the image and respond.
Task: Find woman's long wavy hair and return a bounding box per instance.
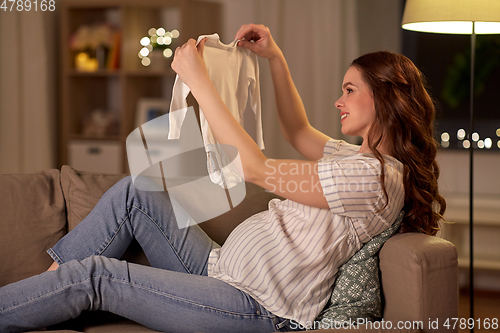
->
[351,51,446,235]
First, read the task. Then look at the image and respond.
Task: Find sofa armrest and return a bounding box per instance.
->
[379,233,458,332]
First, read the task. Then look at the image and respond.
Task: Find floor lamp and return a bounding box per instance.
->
[401,0,500,328]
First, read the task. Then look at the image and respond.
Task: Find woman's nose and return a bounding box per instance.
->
[335,97,343,109]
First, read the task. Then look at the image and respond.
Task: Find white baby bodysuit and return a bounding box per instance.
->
[168,33,264,188]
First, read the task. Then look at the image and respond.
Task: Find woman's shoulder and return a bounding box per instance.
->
[322,139,360,159]
[321,140,404,177]
[348,151,403,167]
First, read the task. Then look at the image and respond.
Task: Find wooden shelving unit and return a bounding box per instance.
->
[59,0,221,173]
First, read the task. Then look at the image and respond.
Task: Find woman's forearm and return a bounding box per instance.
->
[268,54,311,146]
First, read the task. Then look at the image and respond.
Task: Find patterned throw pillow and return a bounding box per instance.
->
[314,211,404,326]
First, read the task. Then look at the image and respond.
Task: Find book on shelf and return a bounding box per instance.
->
[107,30,121,70]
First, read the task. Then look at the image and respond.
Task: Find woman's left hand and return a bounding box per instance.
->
[171,38,210,91]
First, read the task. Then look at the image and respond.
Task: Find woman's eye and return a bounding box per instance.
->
[346,88,353,94]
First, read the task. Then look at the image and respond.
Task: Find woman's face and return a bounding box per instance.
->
[335,66,376,140]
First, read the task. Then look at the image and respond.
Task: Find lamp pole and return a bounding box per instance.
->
[469,21,476,329]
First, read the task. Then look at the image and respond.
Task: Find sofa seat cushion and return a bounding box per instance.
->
[0,169,66,287]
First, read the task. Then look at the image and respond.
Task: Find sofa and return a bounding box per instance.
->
[0,166,459,333]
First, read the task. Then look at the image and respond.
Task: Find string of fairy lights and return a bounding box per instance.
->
[440,128,500,149]
[138,27,180,67]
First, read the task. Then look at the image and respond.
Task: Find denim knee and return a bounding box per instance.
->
[128,174,165,193]
[64,256,130,310]
[111,176,134,195]
[77,255,128,279]
[103,176,157,209]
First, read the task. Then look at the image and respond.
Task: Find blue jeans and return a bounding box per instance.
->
[0,177,297,332]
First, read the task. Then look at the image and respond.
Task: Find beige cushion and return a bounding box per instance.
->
[0,169,66,287]
[61,165,128,232]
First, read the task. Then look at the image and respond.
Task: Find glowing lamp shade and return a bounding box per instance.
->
[402,0,500,34]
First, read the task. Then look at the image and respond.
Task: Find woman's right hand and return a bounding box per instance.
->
[235,24,283,60]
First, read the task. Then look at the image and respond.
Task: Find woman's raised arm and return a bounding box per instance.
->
[236,24,332,161]
[171,38,328,209]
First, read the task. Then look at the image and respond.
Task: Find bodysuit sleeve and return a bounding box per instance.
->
[247,52,265,149]
[168,75,190,140]
[168,35,211,140]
